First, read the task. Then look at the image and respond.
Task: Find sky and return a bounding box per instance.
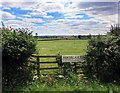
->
[0,0,119,35]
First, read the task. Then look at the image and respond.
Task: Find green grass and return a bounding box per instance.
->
[36,40,88,55]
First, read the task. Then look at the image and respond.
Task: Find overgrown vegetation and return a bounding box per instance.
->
[84,25,120,83]
[2,27,37,89]
[3,70,120,92]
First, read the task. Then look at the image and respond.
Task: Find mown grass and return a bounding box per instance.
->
[36,40,88,55]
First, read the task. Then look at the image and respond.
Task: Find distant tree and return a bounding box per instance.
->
[110,25,120,36]
[78,35,81,39]
[35,33,38,38]
[88,33,91,39]
[1,21,5,29]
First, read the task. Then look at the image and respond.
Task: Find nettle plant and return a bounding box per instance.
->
[2,28,37,86]
[84,25,120,83]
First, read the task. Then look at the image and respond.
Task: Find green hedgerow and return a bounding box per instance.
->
[2,28,37,88]
[84,25,120,83]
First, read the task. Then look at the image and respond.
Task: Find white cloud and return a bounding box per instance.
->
[22,14,31,17]
[21,7,32,10]
[65,15,84,19]
[4,17,111,35]
[9,17,45,23]
[44,15,53,18]
[7,24,22,28]
[5,20,23,24]
[1,2,38,10]
[30,11,53,18]
[17,17,23,19]
[4,19,35,28]
[31,12,47,17]
[42,18,112,35]
[82,10,118,26]
[2,7,11,10]
[22,18,45,23]
[33,2,64,13]
[4,17,45,29]
[0,11,16,19]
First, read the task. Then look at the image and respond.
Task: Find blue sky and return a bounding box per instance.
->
[0,0,119,35]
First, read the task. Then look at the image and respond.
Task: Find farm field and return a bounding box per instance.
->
[36,39,88,55]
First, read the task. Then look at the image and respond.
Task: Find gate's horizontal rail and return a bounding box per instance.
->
[30,61,58,64]
[40,61,58,63]
[31,55,60,57]
[29,66,59,70]
[40,67,59,70]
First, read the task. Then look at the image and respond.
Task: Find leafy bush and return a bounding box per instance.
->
[84,25,120,83]
[2,28,37,88]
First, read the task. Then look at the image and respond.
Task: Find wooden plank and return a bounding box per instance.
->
[31,55,60,57]
[30,61,58,64]
[37,56,40,75]
[74,63,77,73]
[39,73,61,76]
[40,61,58,63]
[40,67,59,70]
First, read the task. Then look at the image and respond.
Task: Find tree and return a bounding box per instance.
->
[1,21,5,29]
[110,25,120,36]
[35,32,38,37]
[78,35,81,39]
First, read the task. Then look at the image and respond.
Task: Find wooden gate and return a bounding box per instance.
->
[29,55,85,75]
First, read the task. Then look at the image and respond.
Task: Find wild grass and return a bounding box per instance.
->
[3,73,120,92]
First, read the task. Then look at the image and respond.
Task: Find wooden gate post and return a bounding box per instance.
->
[57,54,62,66]
[74,62,77,74]
[37,56,40,75]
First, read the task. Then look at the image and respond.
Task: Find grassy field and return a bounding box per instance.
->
[36,39,88,55]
